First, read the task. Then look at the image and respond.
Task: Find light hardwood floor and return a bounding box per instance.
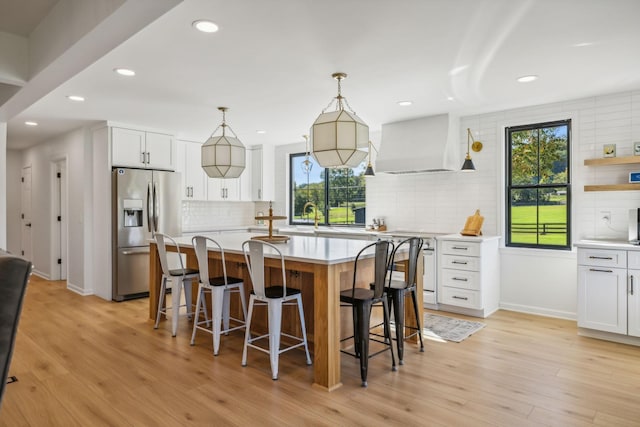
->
[2,276,640,426]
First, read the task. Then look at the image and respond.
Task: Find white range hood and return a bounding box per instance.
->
[375,114,460,174]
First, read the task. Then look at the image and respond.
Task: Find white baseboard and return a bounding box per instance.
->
[499,302,576,320]
[32,269,50,280]
[578,328,640,347]
[66,282,92,296]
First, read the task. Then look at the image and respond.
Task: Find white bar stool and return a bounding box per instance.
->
[241,240,311,380]
[190,235,247,355]
[154,233,200,337]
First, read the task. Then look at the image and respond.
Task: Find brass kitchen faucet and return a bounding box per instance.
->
[302,202,319,229]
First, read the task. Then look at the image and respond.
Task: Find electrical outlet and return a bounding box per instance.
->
[600,210,611,224]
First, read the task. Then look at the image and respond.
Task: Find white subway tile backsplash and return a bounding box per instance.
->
[182,200,256,232]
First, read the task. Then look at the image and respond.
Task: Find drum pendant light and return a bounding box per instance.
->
[201,107,246,178]
[311,72,368,168]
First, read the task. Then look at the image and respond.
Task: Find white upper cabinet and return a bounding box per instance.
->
[207,177,241,201]
[176,140,207,200]
[250,145,274,201]
[111,127,175,170]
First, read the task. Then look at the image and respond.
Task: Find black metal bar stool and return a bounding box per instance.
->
[387,237,424,364]
[340,240,396,387]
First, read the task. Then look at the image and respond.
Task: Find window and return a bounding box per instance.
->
[290,153,366,226]
[506,120,571,249]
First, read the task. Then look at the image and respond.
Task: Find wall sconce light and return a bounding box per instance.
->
[461,128,482,171]
[364,141,378,176]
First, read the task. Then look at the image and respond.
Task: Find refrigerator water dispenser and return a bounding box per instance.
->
[123,199,143,227]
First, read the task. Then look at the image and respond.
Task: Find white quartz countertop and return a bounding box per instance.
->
[169,232,380,265]
[575,239,640,251]
[437,234,502,242]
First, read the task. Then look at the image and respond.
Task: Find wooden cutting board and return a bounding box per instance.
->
[461,209,484,236]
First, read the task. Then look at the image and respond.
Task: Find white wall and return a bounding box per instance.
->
[15,127,90,293]
[6,149,22,254]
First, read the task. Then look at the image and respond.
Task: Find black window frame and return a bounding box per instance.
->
[289,152,366,227]
[506,119,571,250]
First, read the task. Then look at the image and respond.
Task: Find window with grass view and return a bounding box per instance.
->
[290,153,366,226]
[506,120,571,249]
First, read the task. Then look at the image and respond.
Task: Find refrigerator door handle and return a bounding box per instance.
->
[122,248,151,255]
[153,181,159,232]
[147,182,153,232]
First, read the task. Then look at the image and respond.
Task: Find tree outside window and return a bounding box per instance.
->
[290,153,366,226]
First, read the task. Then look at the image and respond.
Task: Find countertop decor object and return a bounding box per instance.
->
[460,209,484,236]
[311,72,368,168]
[252,202,289,243]
[603,143,616,158]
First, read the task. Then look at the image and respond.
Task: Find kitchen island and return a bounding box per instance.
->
[149,232,422,391]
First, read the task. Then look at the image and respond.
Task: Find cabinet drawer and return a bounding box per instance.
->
[441,268,481,290]
[578,248,626,268]
[441,254,480,271]
[441,240,481,257]
[441,287,481,309]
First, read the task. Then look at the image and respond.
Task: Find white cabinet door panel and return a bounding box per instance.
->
[145,132,174,170]
[112,128,145,168]
[628,270,640,337]
[577,265,627,334]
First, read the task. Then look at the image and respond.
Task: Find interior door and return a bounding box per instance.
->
[21,166,32,262]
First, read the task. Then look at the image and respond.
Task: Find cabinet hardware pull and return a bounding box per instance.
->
[146,152,150,164]
[452,277,468,281]
[186,187,189,197]
[140,152,145,164]
[589,256,613,260]
[589,268,613,273]
[452,296,469,300]
[452,261,468,265]
[452,246,468,250]
[258,189,261,199]
[631,275,635,296]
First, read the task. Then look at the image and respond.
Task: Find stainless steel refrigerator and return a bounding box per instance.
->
[112,168,182,301]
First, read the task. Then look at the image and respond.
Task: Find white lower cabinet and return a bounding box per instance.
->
[437,235,500,318]
[577,247,640,338]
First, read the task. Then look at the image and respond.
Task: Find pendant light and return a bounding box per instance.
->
[364,141,378,176]
[311,72,368,168]
[301,134,313,174]
[201,107,246,178]
[461,128,482,171]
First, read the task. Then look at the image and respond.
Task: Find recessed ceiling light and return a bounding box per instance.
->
[517,75,538,83]
[397,101,413,106]
[193,20,219,33]
[447,96,455,101]
[256,130,266,134]
[25,121,38,126]
[572,42,594,47]
[114,68,136,77]
[67,95,85,102]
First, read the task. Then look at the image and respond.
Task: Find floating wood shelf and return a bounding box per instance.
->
[583,156,640,191]
[584,156,640,166]
[584,184,640,192]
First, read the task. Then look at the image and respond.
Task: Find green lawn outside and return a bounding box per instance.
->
[511,204,567,245]
[293,202,365,224]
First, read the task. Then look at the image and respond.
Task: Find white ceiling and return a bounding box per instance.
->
[3,0,640,150]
